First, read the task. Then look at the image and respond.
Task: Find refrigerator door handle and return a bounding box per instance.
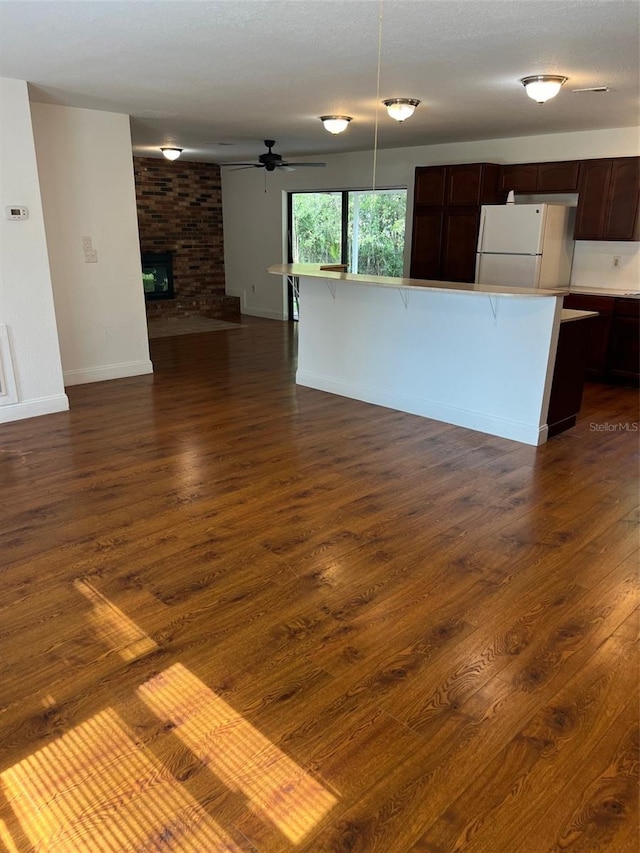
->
[478,251,541,257]
[477,208,487,253]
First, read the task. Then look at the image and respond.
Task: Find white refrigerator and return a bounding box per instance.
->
[475,203,575,289]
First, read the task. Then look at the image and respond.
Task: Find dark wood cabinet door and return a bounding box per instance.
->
[574,159,613,239]
[499,164,538,193]
[440,209,480,282]
[608,316,640,380]
[547,318,593,436]
[584,313,615,378]
[603,158,640,240]
[410,209,443,279]
[414,167,446,207]
[562,293,614,379]
[446,164,484,206]
[537,161,580,192]
[608,299,639,382]
[499,161,579,194]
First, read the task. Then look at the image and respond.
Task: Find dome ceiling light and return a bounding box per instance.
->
[521,75,568,104]
[383,98,421,122]
[320,116,352,134]
[160,147,183,161]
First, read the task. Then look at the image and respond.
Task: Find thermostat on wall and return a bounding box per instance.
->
[5,206,29,220]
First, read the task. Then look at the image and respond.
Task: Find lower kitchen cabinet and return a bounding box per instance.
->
[547,316,595,437]
[562,293,639,385]
[608,299,640,383]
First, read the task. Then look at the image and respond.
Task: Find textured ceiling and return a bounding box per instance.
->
[0,0,638,164]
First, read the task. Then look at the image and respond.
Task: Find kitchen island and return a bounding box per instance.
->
[268,264,584,445]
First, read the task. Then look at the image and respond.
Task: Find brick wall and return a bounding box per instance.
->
[134,157,240,320]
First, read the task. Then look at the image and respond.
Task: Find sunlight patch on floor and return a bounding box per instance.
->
[1,708,245,852]
[74,578,157,662]
[138,662,337,843]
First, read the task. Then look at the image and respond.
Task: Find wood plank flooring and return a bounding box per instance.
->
[0,317,638,852]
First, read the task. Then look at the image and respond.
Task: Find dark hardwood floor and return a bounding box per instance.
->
[0,317,638,852]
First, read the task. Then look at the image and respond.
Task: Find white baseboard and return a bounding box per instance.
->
[296,370,547,446]
[241,307,286,321]
[63,359,153,386]
[0,393,69,423]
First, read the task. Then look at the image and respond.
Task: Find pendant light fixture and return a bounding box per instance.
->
[319,116,352,135]
[160,147,183,161]
[520,76,568,104]
[383,97,421,122]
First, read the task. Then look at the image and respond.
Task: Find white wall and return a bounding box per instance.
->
[571,241,639,292]
[31,103,152,385]
[222,127,640,319]
[0,77,68,422]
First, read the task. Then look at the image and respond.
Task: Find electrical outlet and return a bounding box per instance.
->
[251,285,256,293]
[612,255,621,269]
[84,250,98,263]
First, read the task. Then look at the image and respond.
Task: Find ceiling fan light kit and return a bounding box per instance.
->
[383,98,421,121]
[521,75,568,104]
[320,115,352,134]
[160,147,182,161]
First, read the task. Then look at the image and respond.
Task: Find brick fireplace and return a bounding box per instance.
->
[134,157,240,321]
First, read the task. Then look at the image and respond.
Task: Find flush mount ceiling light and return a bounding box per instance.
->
[320,116,352,134]
[383,98,421,122]
[521,75,568,104]
[160,147,182,161]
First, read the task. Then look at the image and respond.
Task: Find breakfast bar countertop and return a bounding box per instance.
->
[560,309,599,323]
[567,286,640,299]
[268,264,565,298]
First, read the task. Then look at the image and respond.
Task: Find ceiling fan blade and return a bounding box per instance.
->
[282,162,326,168]
[229,165,262,171]
[223,162,263,167]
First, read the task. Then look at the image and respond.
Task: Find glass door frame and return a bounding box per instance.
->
[287,187,407,320]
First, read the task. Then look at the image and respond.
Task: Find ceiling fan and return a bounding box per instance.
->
[223,140,326,172]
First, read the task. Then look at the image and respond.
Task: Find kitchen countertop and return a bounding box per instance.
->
[567,286,640,299]
[269,264,565,298]
[560,309,599,323]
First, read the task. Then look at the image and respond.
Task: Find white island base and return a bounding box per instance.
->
[270,266,566,446]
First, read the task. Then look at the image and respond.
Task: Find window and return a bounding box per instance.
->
[288,189,407,318]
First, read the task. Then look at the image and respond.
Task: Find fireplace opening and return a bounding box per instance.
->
[142,252,174,300]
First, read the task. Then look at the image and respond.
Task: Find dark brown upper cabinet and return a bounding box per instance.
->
[538,161,581,192]
[410,164,502,283]
[499,164,538,193]
[414,168,446,207]
[499,161,580,194]
[446,164,501,206]
[574,157,640,241]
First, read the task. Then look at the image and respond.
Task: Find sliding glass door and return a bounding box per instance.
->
[288,188,407,318]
